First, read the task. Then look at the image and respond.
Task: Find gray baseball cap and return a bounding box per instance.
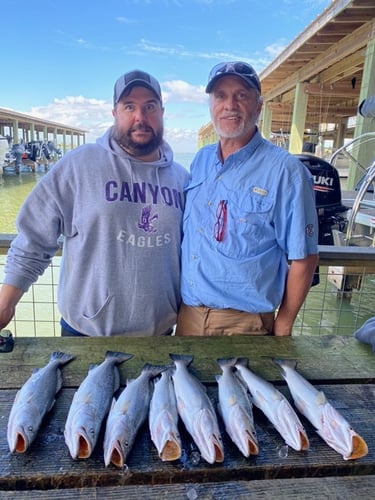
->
[113,70,162,105]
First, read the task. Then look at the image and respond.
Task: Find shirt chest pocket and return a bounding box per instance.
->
[223,190,275,257]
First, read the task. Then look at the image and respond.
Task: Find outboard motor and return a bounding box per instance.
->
[295,154,348,285]
[12,143,25,174]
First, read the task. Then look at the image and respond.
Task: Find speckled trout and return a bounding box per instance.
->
[235,357,309,452]
[216,357,259,457]
[149,366,182,461]
[104,363,165,468]
[169,354,224,464]
[64,350,133,460]
[7,351,75,453]
[273,358,368,460]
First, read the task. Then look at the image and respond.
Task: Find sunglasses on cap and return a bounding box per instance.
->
[206,61,261,94]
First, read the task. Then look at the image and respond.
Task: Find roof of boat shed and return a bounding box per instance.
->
[259,0,375,132]
[0,107,86,137]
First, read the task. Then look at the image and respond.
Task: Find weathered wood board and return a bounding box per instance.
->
[0,335,374,495]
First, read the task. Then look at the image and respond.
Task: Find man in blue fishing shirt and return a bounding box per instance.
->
[176,61,319,336]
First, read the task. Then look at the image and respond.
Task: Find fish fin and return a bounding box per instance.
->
[50,351,75,365]
[216,357,238,368]
[315,391,327,405]
[169,353,194,366]
[113,368,120,393]
[47,398,56,413]
[105,351,134,364]
[56,370,63,393]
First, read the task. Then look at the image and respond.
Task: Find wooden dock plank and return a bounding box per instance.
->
[0,335,374,390]
[1,476,375,499]
[1,383,373,490]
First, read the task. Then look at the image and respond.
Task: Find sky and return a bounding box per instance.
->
[2,0,332,153]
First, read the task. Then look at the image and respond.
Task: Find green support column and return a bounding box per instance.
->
[13,119,19,143]
[261,101,272,140]
[347,38,375,189]
[334,121,347,150]
[289,82,308,154]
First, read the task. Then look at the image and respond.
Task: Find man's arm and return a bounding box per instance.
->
[273,254,319,336]
[0,284,24,330]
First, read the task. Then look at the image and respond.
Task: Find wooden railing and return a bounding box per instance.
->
[1,235,375,337]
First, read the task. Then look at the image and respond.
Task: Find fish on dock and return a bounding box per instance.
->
[149,366,182,461]
[169,353,224,464]
[64,350,133,460]
[103,363,165,468]
[7,351,75,453]
[235,357,309,452]
[216,357,259,457]
[273,358,368,460]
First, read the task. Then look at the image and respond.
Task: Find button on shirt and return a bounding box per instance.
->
[180,130,318,313]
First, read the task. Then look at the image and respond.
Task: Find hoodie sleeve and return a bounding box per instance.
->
[4,162,70,292]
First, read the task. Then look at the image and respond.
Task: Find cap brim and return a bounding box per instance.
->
[205,73,259,93]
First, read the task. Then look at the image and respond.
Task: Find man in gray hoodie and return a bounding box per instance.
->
[0,70,189,336]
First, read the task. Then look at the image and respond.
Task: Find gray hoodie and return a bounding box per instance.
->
[4,128,189,336]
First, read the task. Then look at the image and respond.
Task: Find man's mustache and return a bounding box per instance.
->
[130,124,154,133]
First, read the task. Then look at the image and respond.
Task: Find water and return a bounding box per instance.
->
[0,153,194,234]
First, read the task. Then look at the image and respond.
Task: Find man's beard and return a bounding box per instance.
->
[114,124,164,157]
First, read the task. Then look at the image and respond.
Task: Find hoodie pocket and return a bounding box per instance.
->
[82,293,113,320]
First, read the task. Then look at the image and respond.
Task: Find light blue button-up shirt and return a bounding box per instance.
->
[180,130,318,313]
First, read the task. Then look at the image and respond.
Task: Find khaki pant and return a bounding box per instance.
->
[175,303,275,336]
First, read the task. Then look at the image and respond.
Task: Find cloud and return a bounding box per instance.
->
[115,17,136,24]
[162,80,207,104]
[25,87,203,153]
[135,38,262,67]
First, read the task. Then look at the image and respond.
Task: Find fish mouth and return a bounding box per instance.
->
[300,431,310,451]
[247,433,259,456]
[77,434,93,459]
[13,432,28,453]
[160,437,182,461]
[345,433,368,460]
[213,439,224,463]
[105,441,125,468]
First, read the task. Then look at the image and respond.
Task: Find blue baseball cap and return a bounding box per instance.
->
[206,61,261,94]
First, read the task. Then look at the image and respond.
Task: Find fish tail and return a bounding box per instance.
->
[235,357,249,368]
[169,353,194,366]
[273,358,297,375]
[50,351,75,365]
[216,357,238,368]
[142,363,167,378]
[105,351,134,365]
